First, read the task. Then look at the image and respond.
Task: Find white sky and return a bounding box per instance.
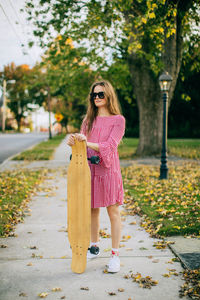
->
[0,0,43,70]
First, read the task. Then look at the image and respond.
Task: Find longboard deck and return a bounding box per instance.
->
[67,139,91,273]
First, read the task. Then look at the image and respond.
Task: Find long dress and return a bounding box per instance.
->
[80,114,126,208]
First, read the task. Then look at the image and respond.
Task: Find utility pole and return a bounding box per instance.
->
[2,79,7,132]
[47,86,52,139]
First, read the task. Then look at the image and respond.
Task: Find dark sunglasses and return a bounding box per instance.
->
[90,91,105,100]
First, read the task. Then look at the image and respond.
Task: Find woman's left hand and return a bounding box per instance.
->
[75,133,87,142]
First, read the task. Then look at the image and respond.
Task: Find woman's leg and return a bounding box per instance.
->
[106,204,121,248]
[91,207,100,242]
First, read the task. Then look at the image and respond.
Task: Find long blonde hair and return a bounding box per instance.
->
[84,80,121,134]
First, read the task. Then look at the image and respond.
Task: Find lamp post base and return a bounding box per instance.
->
[159,165,168,180]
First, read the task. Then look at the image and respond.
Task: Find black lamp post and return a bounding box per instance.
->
[159,71,172,179]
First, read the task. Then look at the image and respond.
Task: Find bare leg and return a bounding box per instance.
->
[91,208,100,243]
[106,204,121,248]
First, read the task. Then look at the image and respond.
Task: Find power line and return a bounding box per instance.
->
[8,0,22,26]
[0,2,33,64]
[7,0,35,63]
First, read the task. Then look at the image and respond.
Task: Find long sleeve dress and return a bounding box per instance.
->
[80,114,125,208]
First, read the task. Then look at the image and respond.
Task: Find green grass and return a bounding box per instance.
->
[168,139,200,159]
[0,169,48,237]
[13,133,66,161]
[122,163,200,237]
[118,138,138,159]
[118,138,200,159]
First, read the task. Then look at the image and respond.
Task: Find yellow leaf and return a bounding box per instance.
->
[136,43,142,49]
[141,17,147,24]
[129,221,136,225]
[51,287,62,292]
[103,248,112,252]
[149,12,156,19]
[171,28,176,35]
[162,273,170,277]
[38,292,49,298]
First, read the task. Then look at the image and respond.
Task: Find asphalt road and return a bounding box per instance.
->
[0,132,48,164]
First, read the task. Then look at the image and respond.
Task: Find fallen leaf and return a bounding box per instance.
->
[152,259,159,263]
[80,287,89,291]
[122,235,131,240]
[104,248,112,252]
[30,246,37,249]
[0,244,7,248]
[162,273,170,277]
[127,272,158,289]
[26,262,33,266]
[129,221,136,225]
[103,269,108,273]
[51,287,62,292]
[99,229,111,238]
[38,292,49,298]
[108,292,116,295]
[19,292,27,297]
[118,288,124,292]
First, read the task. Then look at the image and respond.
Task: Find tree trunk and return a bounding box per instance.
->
[127,9,183,157]
[16,117,21,132]
[128,57,164,156]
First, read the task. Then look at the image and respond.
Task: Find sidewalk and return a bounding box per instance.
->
[0,137,198,300]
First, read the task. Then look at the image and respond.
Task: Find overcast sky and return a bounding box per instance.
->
[0,0,43,70]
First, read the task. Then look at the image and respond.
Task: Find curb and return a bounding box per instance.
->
[0,136,48,169]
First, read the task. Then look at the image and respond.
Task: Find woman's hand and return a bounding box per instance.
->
[75,133,87,142]
[66,134,75,147]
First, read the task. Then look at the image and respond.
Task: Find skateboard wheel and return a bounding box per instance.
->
[70,154,72,160]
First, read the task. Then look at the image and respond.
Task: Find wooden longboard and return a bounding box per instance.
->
[67,139,91,273]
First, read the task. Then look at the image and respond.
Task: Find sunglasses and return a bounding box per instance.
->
[90,91,105,100]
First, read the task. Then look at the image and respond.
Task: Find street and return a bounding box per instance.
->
[0,132,48,164]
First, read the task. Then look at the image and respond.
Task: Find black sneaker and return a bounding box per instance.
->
[87,246,100,259]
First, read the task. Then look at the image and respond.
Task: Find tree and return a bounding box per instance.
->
[24,0,200,155]
[168,38,200,138]
[0,63,47,132]
[40,36,97,130]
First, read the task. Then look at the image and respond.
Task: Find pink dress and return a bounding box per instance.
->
[80,115,126,208]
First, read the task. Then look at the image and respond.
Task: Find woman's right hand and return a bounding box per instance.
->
[66,134,75,147]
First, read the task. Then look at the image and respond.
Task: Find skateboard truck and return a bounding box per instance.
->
[88,156,100,165]
[70,154,100,165]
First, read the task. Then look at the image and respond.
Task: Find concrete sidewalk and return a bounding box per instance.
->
[0,137,196,300]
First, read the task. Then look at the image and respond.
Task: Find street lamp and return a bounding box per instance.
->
[1,79,16,132]
[159,71,172,179]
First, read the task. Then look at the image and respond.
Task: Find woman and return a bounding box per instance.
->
[67,80,125,273]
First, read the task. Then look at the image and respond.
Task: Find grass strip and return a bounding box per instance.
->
[0,169,48,237]
[122,162,200,237]
[118,138,200,160]
[13,133,66,161]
